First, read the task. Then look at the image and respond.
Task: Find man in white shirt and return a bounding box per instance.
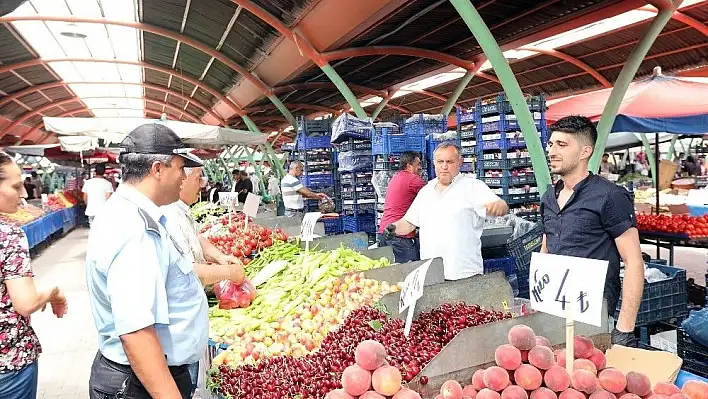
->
[385,142,508,280]
[280,161,326,217]
[250,171,261,196]
[82,164,114,226]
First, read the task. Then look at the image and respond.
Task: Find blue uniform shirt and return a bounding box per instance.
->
[85,185,208,366]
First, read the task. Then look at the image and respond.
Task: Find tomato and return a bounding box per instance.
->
[232,249,242,258]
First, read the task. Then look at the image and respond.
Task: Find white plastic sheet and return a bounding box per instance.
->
[43,117,268,148]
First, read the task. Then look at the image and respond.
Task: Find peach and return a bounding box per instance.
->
[654,383,681,397]
[515,364,543,391]
[356,340,387,371]
[620,394,642,399]
[341,364,372,396]
[599,369,627,394]
[463,386,479,399]
[574,336,595,359]
[372,365,402,396]
[571,369,599,394]
[591,390,617,399]
[325,389,355,399]
[473,369,487,390]
[670,395,690,399]
[555,349,568,368]
[560,388,586,399]
[682,380,708,399]
[615,391,629,399]
[496,344,523,370]
[574,359,598,376]
[509,325,537,350]
[394,388,423,399]
[529,346,556,370]
[484,367,511,392]
[478,388,503,399]
[536,336,553,348]
[646,395,669,399]
[545,365,571,392]
[441,380,464,399]
[502,385,529,399]
[531,387,558,399]
[360,392,386,399]
[626,372,651,397]
[588,349,607,371]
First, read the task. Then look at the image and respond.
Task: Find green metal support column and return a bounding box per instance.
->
[371,92,393,121]
[242,146,265,195]
[442,71,476,116]
[639,133,658,187]
[589,5,678,171]
[667,136,678,160]
[265,96,298,132]
[241,115,285,179]
[320,64,368,119]
[449,0,551,193]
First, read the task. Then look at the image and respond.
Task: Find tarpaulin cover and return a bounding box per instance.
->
[43,117,269,147]
[547,75,708,135]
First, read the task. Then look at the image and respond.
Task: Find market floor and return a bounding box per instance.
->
[26,229,706,398]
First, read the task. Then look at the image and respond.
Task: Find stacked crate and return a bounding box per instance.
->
[336,132,376,236]
[457,106,478,178]
[400,114,449,180]
[469,95,548,222]
[296,117,341,234]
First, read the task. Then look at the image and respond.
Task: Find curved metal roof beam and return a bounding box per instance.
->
[270,82,385,97]
[322,46,478,71]
[0,81,227,125]
[516,47,612,88]
[639,5,708,36]
[0,58,244,116]
[244,103,341,115]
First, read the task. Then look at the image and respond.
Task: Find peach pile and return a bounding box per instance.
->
[326,340,422,399]
[428,324,708,399]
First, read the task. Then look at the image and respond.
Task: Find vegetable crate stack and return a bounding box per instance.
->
[408,114,452,179]
[371,120,428,230]
[295,117,339,213]
[468,94,548,223]
[457,105,478,178]
[331,114,376,236]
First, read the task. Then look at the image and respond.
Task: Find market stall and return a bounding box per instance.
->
[0,192,79,249]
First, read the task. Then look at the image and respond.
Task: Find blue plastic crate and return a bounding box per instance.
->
[342,215,376,233]
[340,172,372,186]
[505,223,544,299]
[457,107,476,124]
[322,217,342,235]
[504,192,540,205]
[404,114,447,136]
[299,117,331,133]
[337,139,372,152]
[297,134,332,150]
[615,264,688,326]
[342,184,375,194]
[483,257,516,276]
[341,202,376,216]
[372,133,406,155]
[342,189,376,201]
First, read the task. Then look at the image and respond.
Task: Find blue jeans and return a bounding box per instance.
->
[0,362,39,399]
[188,362,199,397]
[377,234,420,263]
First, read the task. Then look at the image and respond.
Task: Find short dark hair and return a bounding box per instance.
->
[31,171,38,178]
[232,169,239,175]
[95,164,106,175]
[240,170,248,177]
[400,151,421,169]
[549,115,597,147]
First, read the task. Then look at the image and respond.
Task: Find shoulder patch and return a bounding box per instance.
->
[138,208,161,237]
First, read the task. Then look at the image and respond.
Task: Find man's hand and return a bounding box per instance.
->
[611,328,638,347]
[316,193,327,200]
[486,200,509,217]
[216,254,240,265]
[384,224,396,240]
[49,289,68,318]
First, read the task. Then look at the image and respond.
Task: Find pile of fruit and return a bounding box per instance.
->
[46,194,67,211]
[57,191,78,206]
[0,204,45,226]
[209,241,394,366]
[201,213,288,264]
[636,213,708,239]
[433,324,708,399]
[210,304,511,398]
[191,201,227,223]
[326,340,421,398]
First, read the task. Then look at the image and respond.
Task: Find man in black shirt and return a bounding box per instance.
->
[541,116,644,347]
[232,170,253,204]
[24,177,37,200]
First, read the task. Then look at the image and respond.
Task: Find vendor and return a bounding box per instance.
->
[541,115,644,347]
[385,143,508,280]
[232,170,253,204]
[377,151,425,263]
[280,161,326,217]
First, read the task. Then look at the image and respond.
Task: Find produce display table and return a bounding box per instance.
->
[639,231,708,265]
[21,207,78,249]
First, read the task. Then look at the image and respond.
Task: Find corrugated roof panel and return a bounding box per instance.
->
[0,25,34,64]
[0,73,29,94]
[42,86,73,99]
[166,95,187,109]
[201,59,235,94]
[182,0,239,48]
[144,69,171,86]
[174,43,211,78]
[17,65,58,85]
[143,32,180,69]
[142,0,187,32]
[0,102,29,121]
[16,92,48,109]
[185,102,205,119]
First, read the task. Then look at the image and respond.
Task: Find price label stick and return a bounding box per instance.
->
[565,301,574,375]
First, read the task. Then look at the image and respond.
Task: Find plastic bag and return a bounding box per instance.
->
[331,113,373,144]
[372,170,396,198]
[682,307,708,347]
[338,150,373,172]
[214,279,257,309]
[318,196,336,213]
[484,214,537,240]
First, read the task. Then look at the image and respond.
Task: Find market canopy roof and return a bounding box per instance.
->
[42,117,269,148]
[547,71,708,134]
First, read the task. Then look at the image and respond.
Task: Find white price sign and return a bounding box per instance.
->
[218,192,238,208]
[242,193,260,218]
[399,259,433,314]
[529,252,608,327]
[300,212,322,242]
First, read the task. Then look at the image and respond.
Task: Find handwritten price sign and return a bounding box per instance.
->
[529,252,608,327]
[399,259,432,313]
[300,212,323,242]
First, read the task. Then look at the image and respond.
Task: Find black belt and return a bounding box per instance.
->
[285,208,304,212]
[102,353,189,376]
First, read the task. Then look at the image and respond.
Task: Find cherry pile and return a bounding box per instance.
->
[211,303,510,399]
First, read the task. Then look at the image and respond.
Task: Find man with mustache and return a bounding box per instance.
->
[541,115,644,347]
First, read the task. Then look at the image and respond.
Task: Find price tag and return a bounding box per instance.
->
[300,212,322,242]
[242,193,260,218]
[607,173,620,182]
[399,259,433,314]
[41,194,48,204]
[529,252,608,327]
[218,192,238,208]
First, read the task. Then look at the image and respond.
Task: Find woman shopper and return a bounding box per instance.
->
[0,151,69,399]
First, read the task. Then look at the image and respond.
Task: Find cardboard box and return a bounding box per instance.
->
[605,345,683,386]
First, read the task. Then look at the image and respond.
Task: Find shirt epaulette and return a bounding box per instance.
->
[138,208,161,237]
